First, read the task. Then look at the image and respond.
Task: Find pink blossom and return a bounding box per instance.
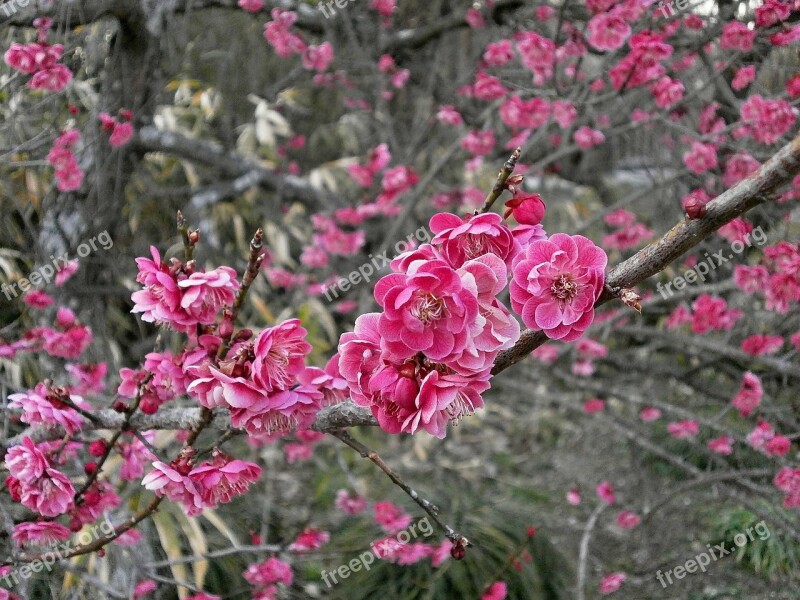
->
[587,13,631,51]
[504,194,546,226]
[651,76,684,108]
[133,580,157,599]
[766,435,791,457]
[583,398,605,414]
[188,454,261,507]
[238,0,264,12]
[516,31,556,85]
[596,481,615,504]
[734,265,769,294]
[741,334,783,356]
[465,8,485,28]
[8,384,87,434]
[461,129,496,155]
[723,152,760,187]
[371,0,396,17]
[374,259,479,362]
[29,64,73,91]
[302,42,334,72]
[532,345,560,364]
[720,21,756,51]
[510,234,607,342]
[109,121,134,147]
[481,581,508,600]
[573,126,605,149]
[431,539,453,567]
[755,0,790,27]
[747,421,775,451]
[567,487,581,505]
[740,95,797,145]
[691,294,742,334]
[244,557,293,587]
[667,420,699,439]
[483,40,514,66]
[473,72,507,101]
[335,489,369,515]
[499,96,550,130]
[437,105,463,126]
[289,527,330,551]
[615,511,641,529]
[5,437,49,482]
[374,501,412,534]
[430,212,518,269]
[786,74,800,98]
[731,65,756,91]
[599,572,626,594]
[552,100,577,128]
[683,141,718,174]
[55,259,80,286]
[142,460,204,515]
[732,371,763,417]
[22,290,53,309]
[263,9,306,57]
[708,436,735,455]
[12,521,71,546]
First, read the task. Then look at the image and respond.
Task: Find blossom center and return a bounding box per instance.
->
[411,292,446,324]
[550,274,578,302]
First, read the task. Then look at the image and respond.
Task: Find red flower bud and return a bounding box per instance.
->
[88,439,108,457]
[139,397,159,415]
[112,400,128,413]
[84,462,97,475]
[682,196,707,219]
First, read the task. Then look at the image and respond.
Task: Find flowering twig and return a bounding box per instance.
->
[329,429,470,552]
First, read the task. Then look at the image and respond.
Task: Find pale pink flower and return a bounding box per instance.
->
[437,105,463,126]
[708,436,735,455]
[289,527,330,551]
[302,42,333,72]
[335,489,368,515]
[573,126,605,149]
[12,521,71,546]
[747,421,775,451]
[567,487,581,505]
[55,259,80,286]
[374,501,412,534]
[460,129,496,155]
[639,406,661,423]
[431,212,519,268]
[510,234,607,342]
[615,511,641,529]
[667,420,699,439]
[133,580,157,599]
[188,454,261,507]
[531,345,560,364]
[8,384,87,434]
[587,13,631,51]
[723,152,760,187]
[651,76,684,108]
[251,319,312,391]
[599,572,626,594]
[596,481,615,504]
[142,461,204,515]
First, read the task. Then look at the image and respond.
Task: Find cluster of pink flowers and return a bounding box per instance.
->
[243,557,293,599]
[47,129,84,191]
[8,383,89,434]
[734,242,800,313]
[747,421,791,457]
[4,19,73,92]
[731,371,764,417]
[142,448,261,515]
[99,110,134,147]
[131,246,239,333]
[666,294,743,334]
[338,195,608,436]
[602,209,652,251]
[5,437,75,517]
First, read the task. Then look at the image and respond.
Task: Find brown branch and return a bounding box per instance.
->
[477,147,521,215]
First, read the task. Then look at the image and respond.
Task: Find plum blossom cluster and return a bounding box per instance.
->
[734,241,800,313]
[339,193,608,437]
[3,18,72,92]
[99,110,134,147]
[46,129,84,192]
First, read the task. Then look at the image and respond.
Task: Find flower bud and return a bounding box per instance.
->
[88,439,108,457]
[682,195,707,219]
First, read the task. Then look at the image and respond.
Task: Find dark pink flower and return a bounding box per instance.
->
[431,212,519,269]
[374,501,412,534]
[188,453,261,507]
[481,581,508,600]
[615,511,641,529]
[142,461,204,516]
[510,234,607,342]
[708,436,735,455]
[599,572,626,594]
[8,384,87,434]
[732,371,763,417]
[244,557,293,587]
[596,481,615,504]
[741,334,783,356]
[667,420,699,439]
[289,527,330,552]
[12,521,71,546]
